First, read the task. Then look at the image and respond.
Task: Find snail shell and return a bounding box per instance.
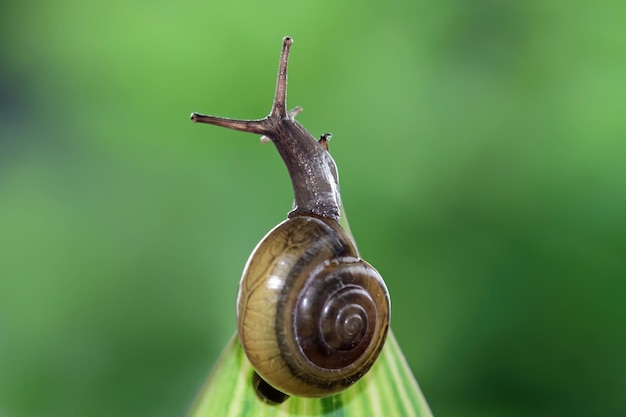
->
[237,216,390,398]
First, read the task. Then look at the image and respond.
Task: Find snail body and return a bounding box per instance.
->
[191,37,390,401]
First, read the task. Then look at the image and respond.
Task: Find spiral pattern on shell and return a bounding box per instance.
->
[237,216,390,398]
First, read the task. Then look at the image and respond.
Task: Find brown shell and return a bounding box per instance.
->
[237,216,390,397]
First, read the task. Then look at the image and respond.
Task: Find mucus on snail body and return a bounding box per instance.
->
[191,37,390,403]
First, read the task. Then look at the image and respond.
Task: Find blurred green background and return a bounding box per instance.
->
[1,1,625,416]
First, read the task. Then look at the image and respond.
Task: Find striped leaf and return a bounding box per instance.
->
[187,330,433,417]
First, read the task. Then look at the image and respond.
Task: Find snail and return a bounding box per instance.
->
[191,37,390,403]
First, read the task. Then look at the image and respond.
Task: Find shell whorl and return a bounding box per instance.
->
[237,216,390,398]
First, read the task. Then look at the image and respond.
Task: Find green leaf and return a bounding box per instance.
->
[187,330,433,417]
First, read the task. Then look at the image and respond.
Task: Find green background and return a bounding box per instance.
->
[1,1,625,416]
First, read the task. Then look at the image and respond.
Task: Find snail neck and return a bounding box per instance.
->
[269,118,341,221]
